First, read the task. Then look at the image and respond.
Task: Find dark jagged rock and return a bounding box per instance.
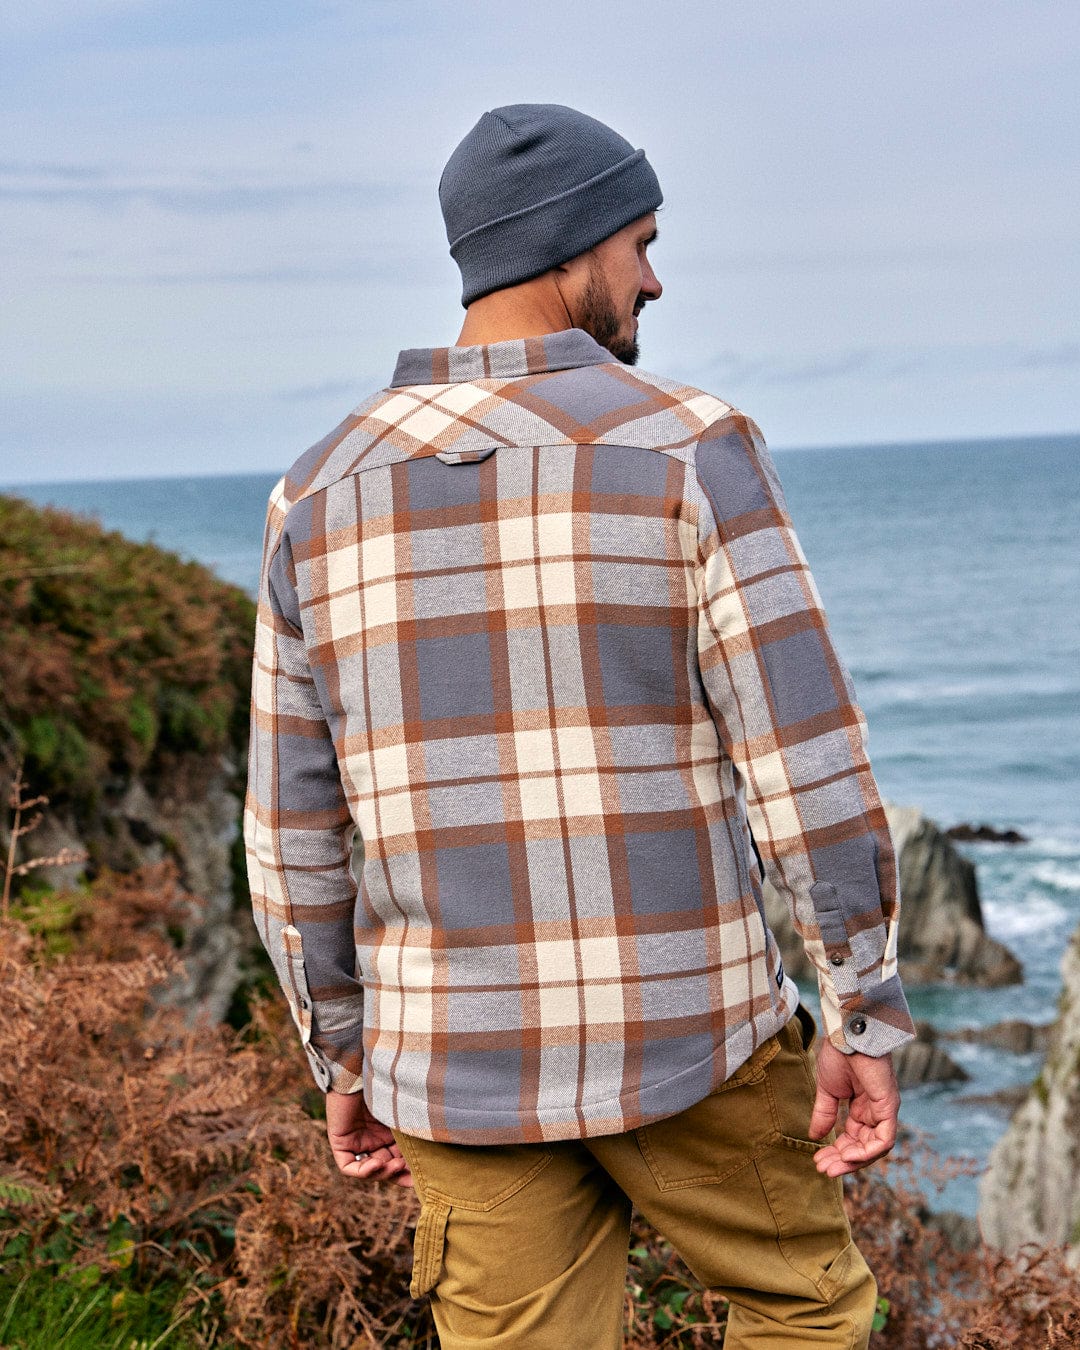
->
[941,1020,1052,1055]
[763,803,1023,987]
[946,822,1029,844]
[892,1020,969,1088]
[955,1085,1032,1115]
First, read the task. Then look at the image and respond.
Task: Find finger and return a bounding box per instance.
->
[834,1126,886,1159]
[350,1147,410,1181]
[353,1142,407,1166]
[842,1114,897,1156]
[331,1147,372,1175]
[816,1128,895,1175]
[807,1087,840,1141]
[359,1145,406,1169]
[819,1156,858,1178]
[330,1135,408,1175]
[356,1157,412,1183]
[815,1140,873,1177]
[331,1143,389,1172]
[813,1145,843,1174]
[849,1134,895,1166]
[328,1125,396,1155]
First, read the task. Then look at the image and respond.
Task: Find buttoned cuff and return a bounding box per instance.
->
[304,1042,334,1091]
[302,1043,362,1094]
[818,972,917,1056]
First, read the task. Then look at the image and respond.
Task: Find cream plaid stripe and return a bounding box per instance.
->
[244,328,915,1142]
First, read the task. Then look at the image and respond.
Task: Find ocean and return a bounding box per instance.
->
[10,431,1080,1217]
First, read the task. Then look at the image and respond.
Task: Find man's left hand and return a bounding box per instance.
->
[325,1089,413,1187]
[807,1039,901,1177]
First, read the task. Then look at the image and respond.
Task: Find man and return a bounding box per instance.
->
[245,103,917,1348]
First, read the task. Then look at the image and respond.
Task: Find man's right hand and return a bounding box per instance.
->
[807,1040,901,1178]
[325,1089,413,1188]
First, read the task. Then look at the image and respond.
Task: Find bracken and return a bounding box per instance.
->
[1,867,1078,1348]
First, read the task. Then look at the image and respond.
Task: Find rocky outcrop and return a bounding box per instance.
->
[6,754,244,1024]
[978,920,1080,1259]
[946,822,1028,844]
[892,1021,969,1089]
[1,492,256,1024]
[942,1020,1052,1055]
[955,1085,1031,1115]
[763,802,1022,987]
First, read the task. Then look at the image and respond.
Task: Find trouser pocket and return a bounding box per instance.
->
[410,1195,451,1299]
[635,1034,783,1189]
[393,1130,554,1303]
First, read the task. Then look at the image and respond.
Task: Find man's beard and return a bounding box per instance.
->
[577,260,641,365]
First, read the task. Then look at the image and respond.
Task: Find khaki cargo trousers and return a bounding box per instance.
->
[392,1005,877,1349]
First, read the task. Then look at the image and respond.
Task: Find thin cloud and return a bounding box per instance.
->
[0,159,111,180]
[1012,342,1080,371]
[676,240,1003,277]
[56,258,445,286]
[0,0,153,39]
[0,161,420,216]
[0,182,410,214]
[696,341,1080,389]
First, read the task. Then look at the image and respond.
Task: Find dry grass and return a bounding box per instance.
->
[2,864,1078,1348]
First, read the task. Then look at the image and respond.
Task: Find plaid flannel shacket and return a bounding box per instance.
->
[244,327,916,1144]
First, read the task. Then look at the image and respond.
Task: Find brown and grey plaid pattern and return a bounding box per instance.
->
[244,328,915,1144]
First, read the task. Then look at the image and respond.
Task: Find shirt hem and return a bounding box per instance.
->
[378,985,800,1145]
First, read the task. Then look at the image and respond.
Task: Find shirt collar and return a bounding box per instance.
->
[390,328,614,387]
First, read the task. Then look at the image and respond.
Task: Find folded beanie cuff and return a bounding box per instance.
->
[451,149,662,307]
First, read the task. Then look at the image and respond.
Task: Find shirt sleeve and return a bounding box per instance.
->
[692,412,916,1056]
[243,484,366,1092]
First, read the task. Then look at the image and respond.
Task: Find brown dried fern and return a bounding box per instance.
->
[2,857,1079,1347]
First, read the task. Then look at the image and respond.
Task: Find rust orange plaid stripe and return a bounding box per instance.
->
[244,328,915,1143]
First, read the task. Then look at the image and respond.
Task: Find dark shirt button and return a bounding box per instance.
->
[849,1017,867,1036]
[830,953,845,966]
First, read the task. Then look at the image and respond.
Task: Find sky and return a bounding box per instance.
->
[2,0,1077,484]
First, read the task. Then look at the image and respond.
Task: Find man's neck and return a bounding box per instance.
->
[455,276,575,347]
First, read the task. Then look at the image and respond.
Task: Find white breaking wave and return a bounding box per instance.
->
[982,892,1069,939]
[1030,860,1080,894]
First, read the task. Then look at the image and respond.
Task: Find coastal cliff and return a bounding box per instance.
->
[978,918,1080,1260]
[0,493,255,1019]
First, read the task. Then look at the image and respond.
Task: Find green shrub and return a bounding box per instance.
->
[0,494,256,806]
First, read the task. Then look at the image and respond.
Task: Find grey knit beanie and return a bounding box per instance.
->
[439,103,663,307]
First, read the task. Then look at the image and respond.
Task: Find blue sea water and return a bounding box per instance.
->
[9,431,1080,1217]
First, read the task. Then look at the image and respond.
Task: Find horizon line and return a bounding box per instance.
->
[2,427,1078,492]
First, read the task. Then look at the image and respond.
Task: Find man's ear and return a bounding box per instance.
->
[554,248,593,282]
[549,263,581,325]
[551,251,591,319]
